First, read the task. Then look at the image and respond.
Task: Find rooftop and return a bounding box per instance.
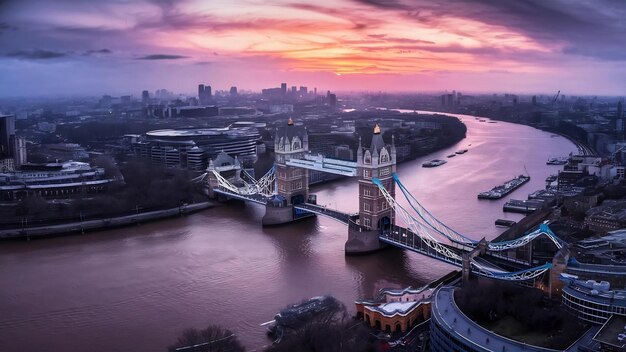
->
[593,314,626,349]
[434,286,593,352]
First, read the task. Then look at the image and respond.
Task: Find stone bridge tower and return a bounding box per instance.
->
[262,118,311,225]
[346,124,397,254]
[274,118,309,205]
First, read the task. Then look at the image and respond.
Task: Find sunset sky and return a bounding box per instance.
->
[1,0,625,96]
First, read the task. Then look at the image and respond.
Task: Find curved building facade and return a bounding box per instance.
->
[430,286,588,352]
[560,274,626,324]
[133,126,260,171]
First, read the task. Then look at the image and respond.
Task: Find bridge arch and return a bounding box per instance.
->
[378,216,391,234]
[291,194,305,205]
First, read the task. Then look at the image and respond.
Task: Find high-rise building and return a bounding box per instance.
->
[0,115,15,159]
[328,93,337,109]
[618,99,624,119]
[198,84,212,105]
[299,86,308,95]
[0,115,17,171]
[141,90,150,104]
[229,86,237,96]
[198,84,204,100]
[281,83,287,96]
[14,136,27,167]
[291,86,297,94]
[532,95,537,106]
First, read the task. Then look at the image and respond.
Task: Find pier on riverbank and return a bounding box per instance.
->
[0,202,215,239]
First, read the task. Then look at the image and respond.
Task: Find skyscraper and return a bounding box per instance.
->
[0,115,15,158]
[142,90,150,104]
[281,83,287,96]
[198,84,205,101]
[328,93,337,109]
[618,99,623,119]
[229,86,237,96]
[198,84,212,105]
[0,115,16,171]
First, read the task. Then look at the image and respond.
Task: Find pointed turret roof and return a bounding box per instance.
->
[370,124,385,153]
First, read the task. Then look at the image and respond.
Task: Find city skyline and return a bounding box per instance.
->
[1,0,626,96]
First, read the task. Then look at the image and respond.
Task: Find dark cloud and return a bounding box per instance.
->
[0,21,17,33]
[136,54,189,60]
[84,48,112,56]
[352,0,626,60]
[4,49,67,60]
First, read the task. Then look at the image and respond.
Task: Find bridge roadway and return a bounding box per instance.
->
[214,188,357,225]
[379,225,530,273]
[293,203,357,225]
[214,188,268,205]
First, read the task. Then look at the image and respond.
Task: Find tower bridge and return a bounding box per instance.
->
[201,119,568,286]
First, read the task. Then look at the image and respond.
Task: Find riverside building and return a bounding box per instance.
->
[132,125,260,171]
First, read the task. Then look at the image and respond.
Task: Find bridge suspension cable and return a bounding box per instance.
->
[392,173,564,252]
[373,177,555,281]
[393,173,477,246]
[373,177,463,262]
[211,166,276,197]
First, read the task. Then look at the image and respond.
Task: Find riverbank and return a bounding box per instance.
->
[0,201,215,240]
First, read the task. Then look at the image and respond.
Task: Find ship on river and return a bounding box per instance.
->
[477,174,530,200]
[422,159,447,167]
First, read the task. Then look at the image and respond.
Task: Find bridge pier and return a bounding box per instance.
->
[345,225,387,254]
[262,205,298,226]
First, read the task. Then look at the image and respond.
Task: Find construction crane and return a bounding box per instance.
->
[551,90,560,106]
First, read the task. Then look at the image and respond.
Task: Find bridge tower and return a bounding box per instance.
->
[262,118,311,225]
[205,151,243,199]
[346,124,397,254]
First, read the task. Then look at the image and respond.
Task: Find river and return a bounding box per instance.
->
[0,112,576,351]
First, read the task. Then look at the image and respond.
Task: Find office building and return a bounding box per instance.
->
[198,84,212,105]
[229,86,237,96]
[0,115,15,159]
[280,83,287,95]
[141,90,150,104]
[132,125,261,170]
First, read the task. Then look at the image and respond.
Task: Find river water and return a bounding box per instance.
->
[0,113,576,351]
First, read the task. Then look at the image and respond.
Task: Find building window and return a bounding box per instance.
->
[381,201,388,210]
[380,167,390,177]
[364,218,371,228]
[364,189,372,197]
[364,169,371,178]
[363,203,371,212]
[381,154,388,163]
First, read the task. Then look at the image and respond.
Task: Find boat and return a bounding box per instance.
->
[447,154,456,158]
[477,174,530,200]
[455,149,468,154]
[503,199,544,214]
[265,296,339,343]
[546,157,567,165]
[495,219,517,227]
[478,119,486,122]
[422,159,447,167]
[546,174,557,183]
[488,121,497,124]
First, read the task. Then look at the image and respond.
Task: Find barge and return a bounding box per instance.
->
[477,174,530,200]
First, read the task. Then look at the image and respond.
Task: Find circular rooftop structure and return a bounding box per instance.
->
[146,128,225,138]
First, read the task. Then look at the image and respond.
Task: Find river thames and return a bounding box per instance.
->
[0,112,576,351]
